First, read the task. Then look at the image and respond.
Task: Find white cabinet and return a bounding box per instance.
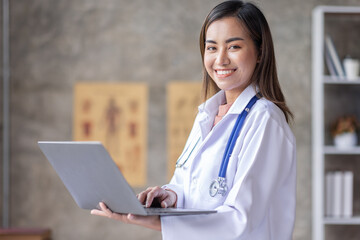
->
[312,6,360,240]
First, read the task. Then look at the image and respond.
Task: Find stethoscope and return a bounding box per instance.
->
[175,133,201,168]
[176,94,260,197]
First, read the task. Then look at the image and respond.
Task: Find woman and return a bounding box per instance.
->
[91,1,296,239]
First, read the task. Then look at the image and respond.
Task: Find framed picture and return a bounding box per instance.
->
[73,82,148,187]
[167,81,201,179]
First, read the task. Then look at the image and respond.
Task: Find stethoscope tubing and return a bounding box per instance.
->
[176,93,261,198]
[175,129,201,168]
[218,95,260,178]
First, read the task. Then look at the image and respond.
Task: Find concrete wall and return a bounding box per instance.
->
[2,0,360,239]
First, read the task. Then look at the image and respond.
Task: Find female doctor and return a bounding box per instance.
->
[91,1,296,239]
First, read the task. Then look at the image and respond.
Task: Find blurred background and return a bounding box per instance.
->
[0,0,360,239]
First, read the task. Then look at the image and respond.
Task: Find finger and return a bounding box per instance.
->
[138,188,153,205]
[146,187,163,207]
[90,209,108,217]
[99,202,113,215]
[99,202,107,210]
[91,205,131,223]
[160,195,173,208]
[160,189,177,208]
[161,199,169,208]
[127,214,137,221]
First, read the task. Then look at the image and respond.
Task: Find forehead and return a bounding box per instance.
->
[206,17,248,39]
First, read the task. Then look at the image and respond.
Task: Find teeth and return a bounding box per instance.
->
[217,70,233,75]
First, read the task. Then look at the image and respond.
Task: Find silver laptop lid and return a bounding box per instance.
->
[38,141,147,215]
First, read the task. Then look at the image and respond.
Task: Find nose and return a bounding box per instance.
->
[215,48,230,66]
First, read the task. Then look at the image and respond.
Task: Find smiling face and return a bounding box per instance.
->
[204,17,259,104]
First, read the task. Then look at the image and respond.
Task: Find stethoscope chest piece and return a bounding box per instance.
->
[209,177,228,197]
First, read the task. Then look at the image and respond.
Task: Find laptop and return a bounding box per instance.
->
[38,141,216,216]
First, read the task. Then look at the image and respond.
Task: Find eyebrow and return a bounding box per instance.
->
[205,37,245,44]
[226,37,244,43]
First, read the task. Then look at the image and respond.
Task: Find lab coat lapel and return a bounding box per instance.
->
[191,85,258,164]
[197,85,258,137]
[197,90,226,140]
[228,85,258,114]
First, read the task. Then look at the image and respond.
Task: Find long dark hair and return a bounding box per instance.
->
[199,0,293,123]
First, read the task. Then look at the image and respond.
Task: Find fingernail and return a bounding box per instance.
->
[163,202,168,208]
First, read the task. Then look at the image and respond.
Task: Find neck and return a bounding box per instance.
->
[225,90,242,104]
[224,83,253,104]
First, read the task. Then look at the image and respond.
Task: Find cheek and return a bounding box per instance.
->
[238,54,257,74]
[203,55,214,74]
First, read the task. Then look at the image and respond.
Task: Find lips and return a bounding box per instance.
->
[215,69,236,78]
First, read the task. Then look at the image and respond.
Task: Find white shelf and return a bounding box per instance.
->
[312,5,360,240]
[323,76,360,84]
[324,146,360,155]
[324,216,360,225]
[317,5,360,14]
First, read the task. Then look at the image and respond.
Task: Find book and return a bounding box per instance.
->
[325,171,354,218]
[325,35,345,78]
[332,171,343,217]
[325,46,337,77]
[325,172,334,216]
[343,171,353,217]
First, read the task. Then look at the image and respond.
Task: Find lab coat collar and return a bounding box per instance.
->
[198,84,258,115]
[198,90,226,116]
[197,91,226,140]
[228,85,258,114]
[196,84,258,140]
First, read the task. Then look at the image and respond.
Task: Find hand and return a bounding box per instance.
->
[91,202,161,231]
[137,186,177,208]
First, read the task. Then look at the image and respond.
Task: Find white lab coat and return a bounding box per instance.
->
[161,84,296,240]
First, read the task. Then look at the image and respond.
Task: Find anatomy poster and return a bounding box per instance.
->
[73,82,148,187]
[167,81,202,179]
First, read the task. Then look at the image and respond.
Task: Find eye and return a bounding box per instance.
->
[206,45,216,51]
[229,45,241,50]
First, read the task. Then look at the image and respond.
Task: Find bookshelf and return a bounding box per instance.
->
[312,6,360,240]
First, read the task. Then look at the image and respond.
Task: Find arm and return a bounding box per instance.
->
[161,116,296,240]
